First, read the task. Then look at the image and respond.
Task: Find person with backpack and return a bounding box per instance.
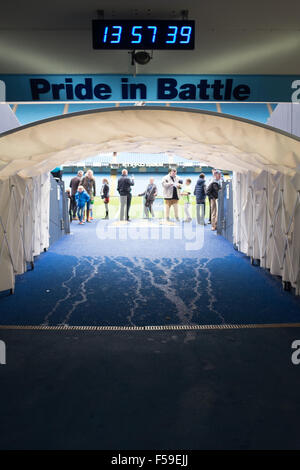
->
[206,170,221,231]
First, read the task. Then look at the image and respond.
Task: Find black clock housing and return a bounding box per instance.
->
[92,19,195,50]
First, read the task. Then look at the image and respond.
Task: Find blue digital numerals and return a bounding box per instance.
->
[166,25,192,44]
[102,24,192,46]
[147,26,157,43]
[103,25,123,43]
[131,26,142,43]
[166,26,178,43]
[131,26,157,44]
[179,26,192,44]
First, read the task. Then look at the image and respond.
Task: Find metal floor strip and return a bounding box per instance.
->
[0,323,300,331]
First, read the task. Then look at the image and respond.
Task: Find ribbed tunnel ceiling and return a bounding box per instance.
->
[0,107,300,178]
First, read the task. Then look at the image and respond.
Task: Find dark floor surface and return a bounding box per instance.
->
[1,326,300,450]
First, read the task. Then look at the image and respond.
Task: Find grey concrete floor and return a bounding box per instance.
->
[0,326,300,450]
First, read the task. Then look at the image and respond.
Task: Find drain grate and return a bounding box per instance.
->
[0,322,300,331]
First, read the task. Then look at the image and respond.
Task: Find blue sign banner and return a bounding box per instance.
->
[0,74,299,102]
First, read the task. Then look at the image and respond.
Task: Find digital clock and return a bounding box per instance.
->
[92,20,195,50]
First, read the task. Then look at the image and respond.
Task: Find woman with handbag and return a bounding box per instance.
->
[101,178,110,220]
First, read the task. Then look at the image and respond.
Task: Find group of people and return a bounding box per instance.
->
[115,167,223,229]
[161,168,222,230]
[65,167,223,229]
[66,169,109,224]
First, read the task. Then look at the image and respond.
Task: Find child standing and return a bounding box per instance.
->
[65,187,72,222]
[75,185,90,224]
[181,178,192,222]
[89,198,94,220]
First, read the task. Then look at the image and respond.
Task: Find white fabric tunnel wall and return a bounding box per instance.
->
[0,107,300,295]
[1,169,299,296]
[0,174,50,293]
[233,170,300,295]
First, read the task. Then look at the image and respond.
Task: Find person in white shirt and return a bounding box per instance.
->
[162,168,182,221]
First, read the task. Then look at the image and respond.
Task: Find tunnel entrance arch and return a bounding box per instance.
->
[2,105,300,177]
[0,105,300,297]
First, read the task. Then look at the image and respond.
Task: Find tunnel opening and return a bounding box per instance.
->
[0,105,299,328]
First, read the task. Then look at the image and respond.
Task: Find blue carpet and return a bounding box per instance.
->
[0,219,299,326]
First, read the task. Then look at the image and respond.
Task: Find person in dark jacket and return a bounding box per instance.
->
[117,169,134,221]
[206,170,221,231]
[138,177,157,218]
[69,170,83,220]
[101,178,110,219]
[81,169,96,222]
[194,173,207,225]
